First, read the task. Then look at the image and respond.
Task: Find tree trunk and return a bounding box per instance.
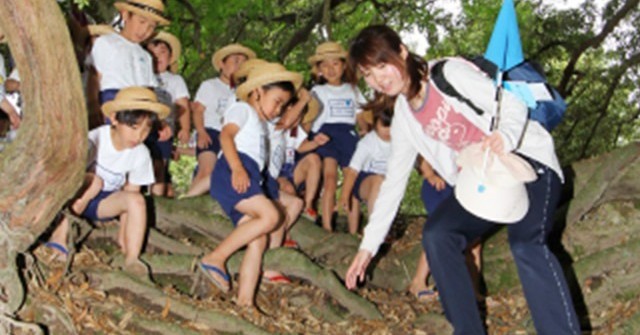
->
[0,0,86,315]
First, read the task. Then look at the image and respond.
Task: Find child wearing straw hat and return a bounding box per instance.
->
[84,24,116,128]
[91,0,169,106]
[146,31,191,197]
[198,62,301,307]
[307,41,369,232]
[45,87,169,277]
[185,44,256,198]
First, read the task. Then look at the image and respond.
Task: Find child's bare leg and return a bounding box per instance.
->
[71,173,103,215]
[237,235,268,307]
[201,196,279,288]
[150,159,167,196]
[294,154,321,210]
[185,152,216,197]
[48,217,70,252]
[279,192,303,231]
[360,175,384,214]
[320,158,339,232]
[96,191,147,265]
[347,196,360,235]
[466,241,484,300]
[409,251,431,295]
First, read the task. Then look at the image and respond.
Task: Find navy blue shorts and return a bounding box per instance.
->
[312,123,358,168]
[196,128,221,156]
[210,152,265,225]
[420,180,453,214]
[145,133,173,161]
[263,174,280,200]
[353,171,376,202]
[82,190,116,221]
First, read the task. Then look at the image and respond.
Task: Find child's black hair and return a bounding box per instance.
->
[262,80,296,96]
[375,108,393,127]
[114,109,159,128]
[148,39,173,56]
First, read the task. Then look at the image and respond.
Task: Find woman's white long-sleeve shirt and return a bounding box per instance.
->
[359,58,563,256]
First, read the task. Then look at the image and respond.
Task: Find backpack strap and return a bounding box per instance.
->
[430,60,485,116]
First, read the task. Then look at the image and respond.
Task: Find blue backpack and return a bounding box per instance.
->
[431,57,567,131]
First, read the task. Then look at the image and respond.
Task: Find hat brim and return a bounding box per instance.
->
[102,100,170,120]
[236,72,303,102]
[307,51,347,66]
[212,46,257,72]
[114,2,170,26]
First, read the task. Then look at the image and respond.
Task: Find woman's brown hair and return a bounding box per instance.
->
[348,25,428,111]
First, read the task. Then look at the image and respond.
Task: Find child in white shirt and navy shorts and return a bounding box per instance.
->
[199,62,302,308]
[185,44,256,197]
[92,0,169,107]
[307,41,368,232]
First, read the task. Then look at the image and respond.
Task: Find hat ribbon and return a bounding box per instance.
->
[124,1,164,17]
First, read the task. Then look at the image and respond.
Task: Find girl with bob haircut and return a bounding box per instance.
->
[344,25,580,335]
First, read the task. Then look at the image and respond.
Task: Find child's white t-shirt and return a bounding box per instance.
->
[283,126,308,166]
[156,71,190,130]
[194,78,235,131]
[348,131,391,175]
[87,125,155,192]
[310,83,366,133]
[266,120,285,179]
[92,33,157,90]
[222,101,267,170]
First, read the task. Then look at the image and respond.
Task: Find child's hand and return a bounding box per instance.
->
[336,194,351,213]
[427,174,446,191]
[197,129,212,149]
[482,132,505,155]
[314,133,330,146]
[177,128,190,145]
[158,124,173,142]
[278,177,296,195]
[231,167,250,193]
[297,88,312,104]
[8,112,21,130]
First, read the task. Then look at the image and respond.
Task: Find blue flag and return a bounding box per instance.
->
[484,0,524,71]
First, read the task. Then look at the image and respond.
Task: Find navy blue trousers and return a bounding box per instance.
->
[423,159,580,335]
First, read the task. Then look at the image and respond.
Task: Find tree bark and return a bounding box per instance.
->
[0,0,86,314]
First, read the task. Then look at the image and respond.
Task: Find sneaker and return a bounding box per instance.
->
[302,207,318,222]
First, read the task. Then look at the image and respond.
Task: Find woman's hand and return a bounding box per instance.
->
[482,131,505,155]
[426,174,446,191]
[345,250,373,289]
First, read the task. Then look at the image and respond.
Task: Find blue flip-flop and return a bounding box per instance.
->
[198,262,230,293]
[415,289,438,301]
[44,242,69,256]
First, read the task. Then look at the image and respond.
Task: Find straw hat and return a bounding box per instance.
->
[233,58,268,83]
[87,24,116,37]
[114,0,170,26]
[236,62,303,102]
[302,98,320,124]
[454,143,538,224]
[307,41,347,67]
[102,87,170,120]
[212,44,256,72]
[151,31,181,73]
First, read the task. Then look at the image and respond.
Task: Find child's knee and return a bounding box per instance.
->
[247,235,268,252]
[308,154,321,168]
[125,192,146,210]
[258,205,280,232]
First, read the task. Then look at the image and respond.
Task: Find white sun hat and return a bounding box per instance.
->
[454,143,538,223]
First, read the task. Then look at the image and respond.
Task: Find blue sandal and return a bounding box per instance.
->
[197,262,230,293]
